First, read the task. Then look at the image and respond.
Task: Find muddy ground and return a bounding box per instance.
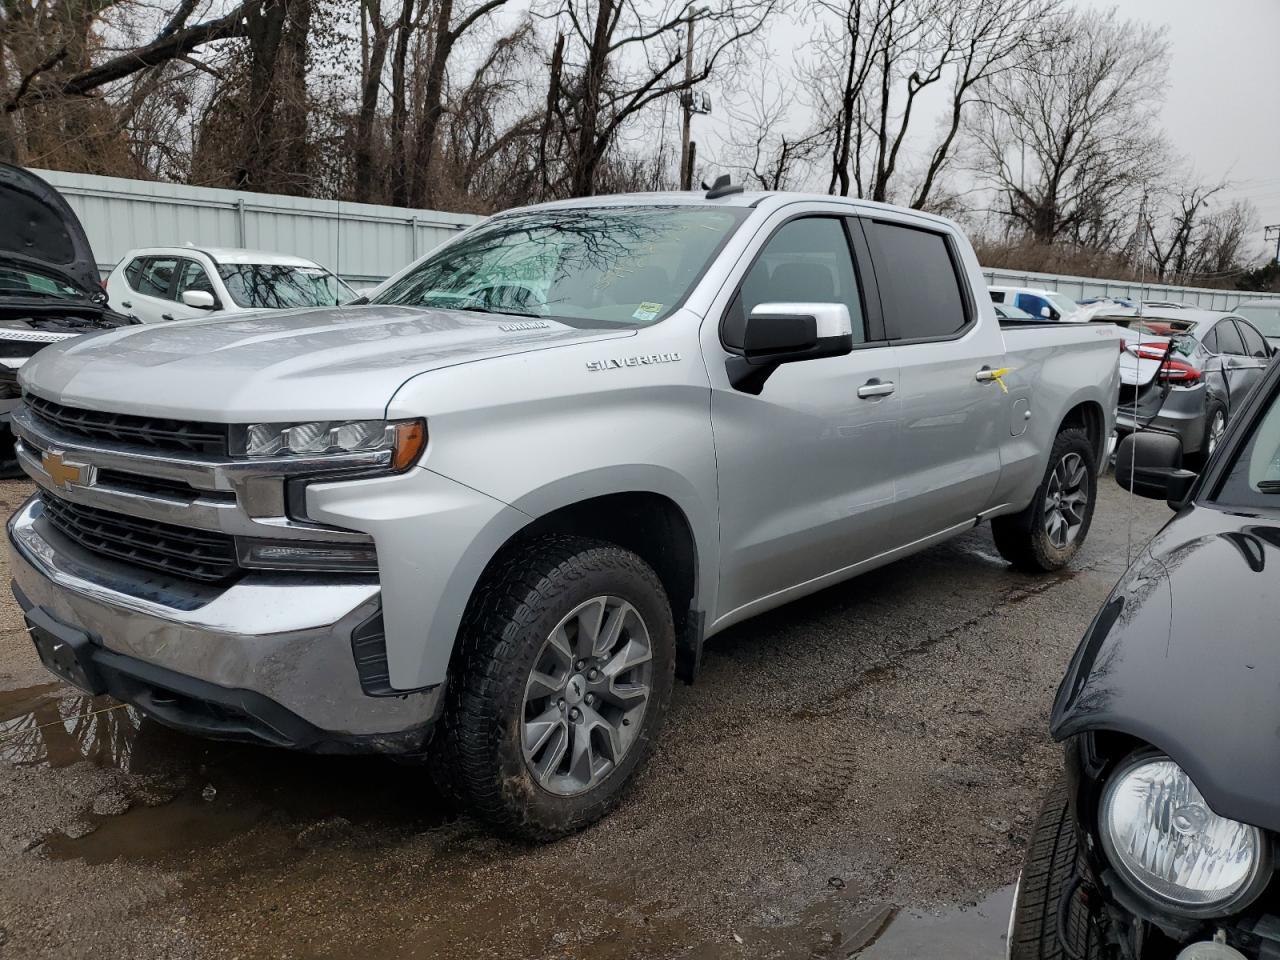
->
[0,477,1168,960]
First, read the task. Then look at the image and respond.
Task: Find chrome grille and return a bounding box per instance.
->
[25,394,230,455]
[39,493,240,583]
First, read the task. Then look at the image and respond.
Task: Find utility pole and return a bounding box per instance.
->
[678,8,711,190]
[679,12,696,191]
[1267,224,1280,264]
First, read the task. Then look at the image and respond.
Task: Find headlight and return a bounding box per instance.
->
[1100,755,1269,917]
[238,418,426,471]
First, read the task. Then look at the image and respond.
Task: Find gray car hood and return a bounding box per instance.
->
[19,305,633,421]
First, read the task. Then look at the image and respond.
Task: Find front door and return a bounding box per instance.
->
[709,212,902,622]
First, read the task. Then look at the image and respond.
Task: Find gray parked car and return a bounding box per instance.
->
[9,188,1121,838]
[1114,309,1272,468]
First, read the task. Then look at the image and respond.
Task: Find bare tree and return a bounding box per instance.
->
[965,7,1170,244]
[540,0,776,199]
[714,54,823,191]
[805,0,1058,206]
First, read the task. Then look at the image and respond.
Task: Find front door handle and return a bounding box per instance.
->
[120,301,132,308]
[161,313,175,322]
[857,379,896,399]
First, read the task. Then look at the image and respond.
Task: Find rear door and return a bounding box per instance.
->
[122,256,181,323]
[1225,319,1270,408]
[862,215,1008,542]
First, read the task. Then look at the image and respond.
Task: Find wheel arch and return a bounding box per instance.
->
[469,477,714,682]
[1058,398,1107,470]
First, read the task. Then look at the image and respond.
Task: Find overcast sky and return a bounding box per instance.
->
[690,0,1280,256]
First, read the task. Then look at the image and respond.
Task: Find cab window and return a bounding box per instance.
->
[723,217,867,348]
[865,220,970,340]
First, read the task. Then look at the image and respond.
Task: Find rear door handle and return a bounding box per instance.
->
[857,379,896,399]
[120,301,132,308]
[161,313,175,322]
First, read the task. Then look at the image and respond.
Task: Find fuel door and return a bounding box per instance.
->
[1011,398,1031,437]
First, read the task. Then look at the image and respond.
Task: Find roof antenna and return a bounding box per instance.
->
[703,174,743,200]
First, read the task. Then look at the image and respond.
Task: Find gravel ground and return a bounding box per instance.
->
[0,476,1168,959]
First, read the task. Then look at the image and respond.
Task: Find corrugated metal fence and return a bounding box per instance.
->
[981,267,1278,310]
[30,168,481,285]
[28,168,1280,305]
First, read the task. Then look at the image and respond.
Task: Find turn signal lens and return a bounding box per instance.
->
[391,420,427,472]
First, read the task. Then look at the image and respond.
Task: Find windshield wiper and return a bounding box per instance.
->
[451,304,543,319]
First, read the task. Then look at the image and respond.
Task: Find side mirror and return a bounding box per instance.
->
[181,290,218,310]
[726,302,853,394]
[1039,305,1052,319]
[1114,432,1198,508]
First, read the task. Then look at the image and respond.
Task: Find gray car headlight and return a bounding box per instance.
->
[238,418,426,471]
[1100,756,1269,917]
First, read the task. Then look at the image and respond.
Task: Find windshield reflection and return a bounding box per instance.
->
[373,206,748,329]
[217,264,354,310]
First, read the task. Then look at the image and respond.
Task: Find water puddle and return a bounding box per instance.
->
[0,683,141,768]
[851,884,1015,958]
[0,680,453,865]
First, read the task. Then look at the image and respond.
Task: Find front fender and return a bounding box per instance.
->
[1052,507,1280,833]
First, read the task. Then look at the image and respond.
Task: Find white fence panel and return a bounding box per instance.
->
[29,168,480,285]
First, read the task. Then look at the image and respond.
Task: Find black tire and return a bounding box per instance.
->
[1010,778,1106,959]
[0,426,22,479]
[432,534,676,841]
[993,427,1097,573]
[1187,400,1227,472]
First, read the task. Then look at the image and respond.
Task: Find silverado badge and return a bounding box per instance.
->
[586,352,681,372]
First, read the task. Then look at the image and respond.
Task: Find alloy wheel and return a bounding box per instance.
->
[521,595,653,797]
[1208,410,1226,456]
[1044,452,1089,549]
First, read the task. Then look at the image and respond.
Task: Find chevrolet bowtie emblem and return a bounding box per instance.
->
[41,450,95,490]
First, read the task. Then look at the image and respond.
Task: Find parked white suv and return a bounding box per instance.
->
[105,247,356,324]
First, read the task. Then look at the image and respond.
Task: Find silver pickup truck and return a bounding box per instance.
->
[8,188,1120,838]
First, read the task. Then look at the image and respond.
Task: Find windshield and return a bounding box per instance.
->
[0,263,83,300]
[372,206,749,328]
[1214,379,1280,509]
[1237,303,1280,338]
[217,264,355,309]
[1047,293,1079,317]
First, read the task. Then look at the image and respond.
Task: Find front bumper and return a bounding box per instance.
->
[8,497,441,752]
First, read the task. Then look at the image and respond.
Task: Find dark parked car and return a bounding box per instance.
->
[1010,357,1280,959]
[0,164,133,474]
[1114,310,1272,469]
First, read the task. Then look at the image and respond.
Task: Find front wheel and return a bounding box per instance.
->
[993,427,1097,573]
[1009,778,1106,959]
[433,535,675,840]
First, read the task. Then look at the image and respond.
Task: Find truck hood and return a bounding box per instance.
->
[20,305,634,421]
[0,164,102,297]
[1051,504,1280,833]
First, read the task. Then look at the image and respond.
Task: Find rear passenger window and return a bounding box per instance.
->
[1238,322,1270,359]
[724,217,867,348]
[865,221,969,340]
[1215,321,1247,357]
[136,258,178,299]
[124,258,145,289]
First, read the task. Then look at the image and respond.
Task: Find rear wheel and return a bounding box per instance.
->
[1188,401,1227,471]
[1009,778,1106,959]
[993,427,1097,572]
[433,535,675,840]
